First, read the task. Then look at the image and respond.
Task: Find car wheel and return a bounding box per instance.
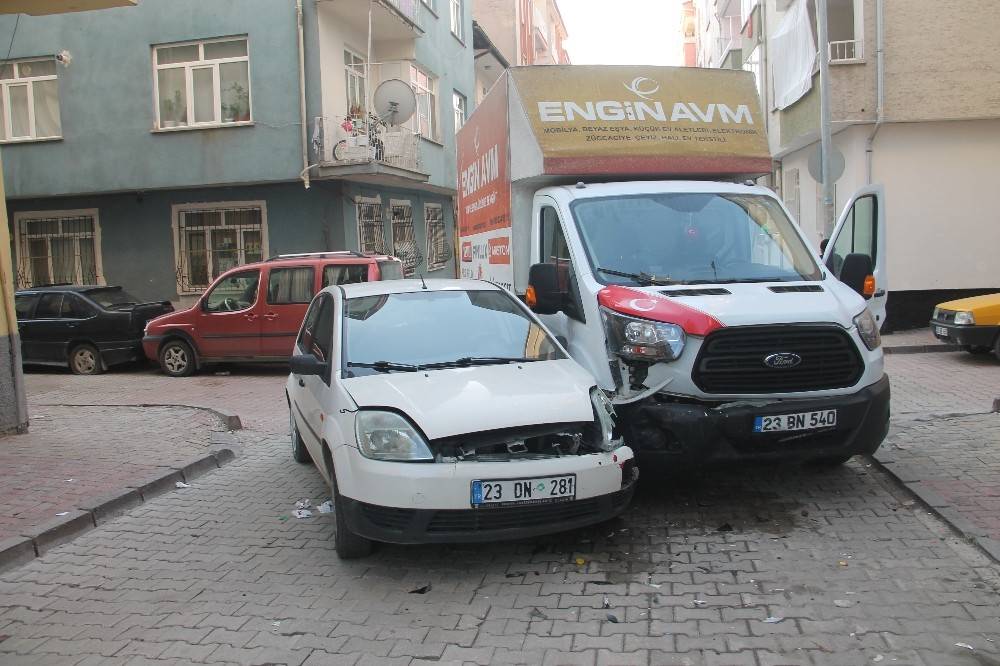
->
[69,344,104,375]
[159,340,196,377]
[333,489,373,559]
[290,411,312,464]
[968,345,991,355]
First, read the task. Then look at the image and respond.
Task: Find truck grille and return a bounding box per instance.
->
[692,325,864,394]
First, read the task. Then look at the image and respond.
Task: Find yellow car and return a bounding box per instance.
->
[931,293,1000,359]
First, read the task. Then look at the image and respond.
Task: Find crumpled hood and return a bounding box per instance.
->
[341,358,596,440]
[628,280,864,329]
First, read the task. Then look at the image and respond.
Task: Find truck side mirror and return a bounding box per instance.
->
[839,253,875,299]
[526,263,565,315]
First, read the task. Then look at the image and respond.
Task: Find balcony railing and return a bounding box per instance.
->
[829,39,863,63]
[714,14,742,67]
[318,115,421,173]
[384,0,419,26]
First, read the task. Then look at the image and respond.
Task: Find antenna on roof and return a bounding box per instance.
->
[419,274,428,290]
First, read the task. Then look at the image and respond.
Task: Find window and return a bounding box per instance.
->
[344,49,366,118]
[303,295,333,363]
[14,294,39,319]
[153,37,251,130]
[322,264,369,287]
[0,58,61,142]
[827,194,876,277]
[356,198,388,255]
[452,91,466,134]
[173,203,266,293]
[35,293,63,319]
[540,205,583,321]
[450,0,464,39]
[409,64,438,140]
[390,200,422,276]
[424,204,449,272]
[268,267,315,305]
[204,269,259,312]
[61,293,95,319]
[297,297,323,355]
[14,210,102,289]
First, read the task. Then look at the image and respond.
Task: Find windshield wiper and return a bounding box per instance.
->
[420,356,540,369]
[346,360,422,372]
[597,267,680,286]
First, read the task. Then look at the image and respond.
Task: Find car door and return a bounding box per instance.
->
[14,293,41,363]
[259,265,316,359]
[31,293,72,363]
[289,293,334,463]
[195,268,263,358]
[823,185,888,328]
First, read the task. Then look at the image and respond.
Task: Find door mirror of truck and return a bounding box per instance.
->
[526,263,565,315]
[838,253,875,300]
[290,353,328,377]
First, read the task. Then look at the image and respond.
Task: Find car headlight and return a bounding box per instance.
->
[932,307,942,321]
[355,410,433,462]
[590,387,622,452]
[854,308,881,351]
[954,311,975,325]
[601,307,685,362]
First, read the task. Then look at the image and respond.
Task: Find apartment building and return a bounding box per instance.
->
[692,0,1000,329]
[1,0,473,311]
[474,0,570,69]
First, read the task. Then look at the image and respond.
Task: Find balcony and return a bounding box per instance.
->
[320,0,422,41]
[714,14,742,68]
[317,115,424,178]
[829,39,863,63]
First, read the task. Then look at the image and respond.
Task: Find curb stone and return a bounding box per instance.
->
[0,447,236,572]
[883,344,961,355]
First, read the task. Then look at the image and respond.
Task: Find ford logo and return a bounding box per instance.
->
[763,352,802,369]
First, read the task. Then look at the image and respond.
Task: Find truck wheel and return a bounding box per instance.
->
[69,344,104,375]
[290,412,312,463]
[159,340,196,377]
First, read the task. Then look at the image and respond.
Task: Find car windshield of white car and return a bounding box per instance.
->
[343,290,565,377]
[572,193,822,286]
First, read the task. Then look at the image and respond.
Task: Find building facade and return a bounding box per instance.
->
[1,0,474,311]
[692,0,1000,329]
[474,0,570,70]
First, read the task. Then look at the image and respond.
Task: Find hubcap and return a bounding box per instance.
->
[163,347,188,374]
[74,349,96,373]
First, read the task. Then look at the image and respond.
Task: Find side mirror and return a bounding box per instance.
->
[839,253,875,299]
[290,353,328,377]
[526,263,565,315]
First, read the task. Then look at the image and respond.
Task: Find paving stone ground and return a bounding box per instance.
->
[0,354,995,665]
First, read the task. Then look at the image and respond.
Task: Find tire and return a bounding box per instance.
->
[995,334,1000,362]
[158,339,196,377]
[968,346,991,355]
[326,458,373,559]
[290,411,312,464]
[69,344,104,375]
[332,140,349,162]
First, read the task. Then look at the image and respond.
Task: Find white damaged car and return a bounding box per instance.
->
[286,278,637,558]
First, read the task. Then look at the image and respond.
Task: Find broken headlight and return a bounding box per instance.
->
[590,387,622,452]
[601,307,685,362]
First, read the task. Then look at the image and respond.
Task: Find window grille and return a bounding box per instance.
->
[357,200,388,255]
[15,214,100,288]
[424,204,450,271]
[175,206,264,292]
[390,201,422,276]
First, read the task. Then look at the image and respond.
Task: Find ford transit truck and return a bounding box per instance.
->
[457,66,889,466]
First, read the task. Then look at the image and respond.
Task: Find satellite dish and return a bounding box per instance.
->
[373,79,416,126]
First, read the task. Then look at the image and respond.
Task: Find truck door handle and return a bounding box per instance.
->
[263,313,278,321]
[244,313,258,321]
[298,378,305,387]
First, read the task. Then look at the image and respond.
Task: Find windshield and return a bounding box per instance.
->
[86,288,142,308]
[571,193,821,285]
[343,290,564,376]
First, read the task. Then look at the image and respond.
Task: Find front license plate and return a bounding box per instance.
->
[471,475,576,507]
[754,409,837,433]
[934,325,949,337]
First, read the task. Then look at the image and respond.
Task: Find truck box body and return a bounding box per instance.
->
[457,65,890,468]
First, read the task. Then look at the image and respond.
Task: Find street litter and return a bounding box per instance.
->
[838,560,849,567]
[873,655,884,663]
[648,583,662,589]
[529,608,547,620]
[64,479,74,482]
[409,584,432,594]
[175,481,190,488]
[764,616,784,623]
[295,499,311,509]
[602,595,611,609]
[834,599,856,608]
[575,557,587,566]
[955,643,974,650]
[292,509,312,519]
[606,613,619,623]
[56,512,69,516]
[317,500,333,514]
[693,599,707,606]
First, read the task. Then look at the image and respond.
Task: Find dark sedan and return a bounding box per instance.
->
[15,285,174,375]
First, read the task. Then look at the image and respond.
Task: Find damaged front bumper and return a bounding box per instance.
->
[621,375,891,465]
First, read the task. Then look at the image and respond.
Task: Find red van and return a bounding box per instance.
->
[142,252,403,376]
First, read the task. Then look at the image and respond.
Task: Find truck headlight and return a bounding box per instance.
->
[954,311,975,325]
[853,308,881,351]
[601,307,685,362]
[355,410,433,462]
[590,387,621,452]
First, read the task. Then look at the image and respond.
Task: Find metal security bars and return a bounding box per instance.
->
[357,199,388,255]
[175,206,264,293]
[424,204,450,271]
[390,201,422,276]
[15,213,101,288]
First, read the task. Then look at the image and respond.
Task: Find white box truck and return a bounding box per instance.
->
[457,66,889,466]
